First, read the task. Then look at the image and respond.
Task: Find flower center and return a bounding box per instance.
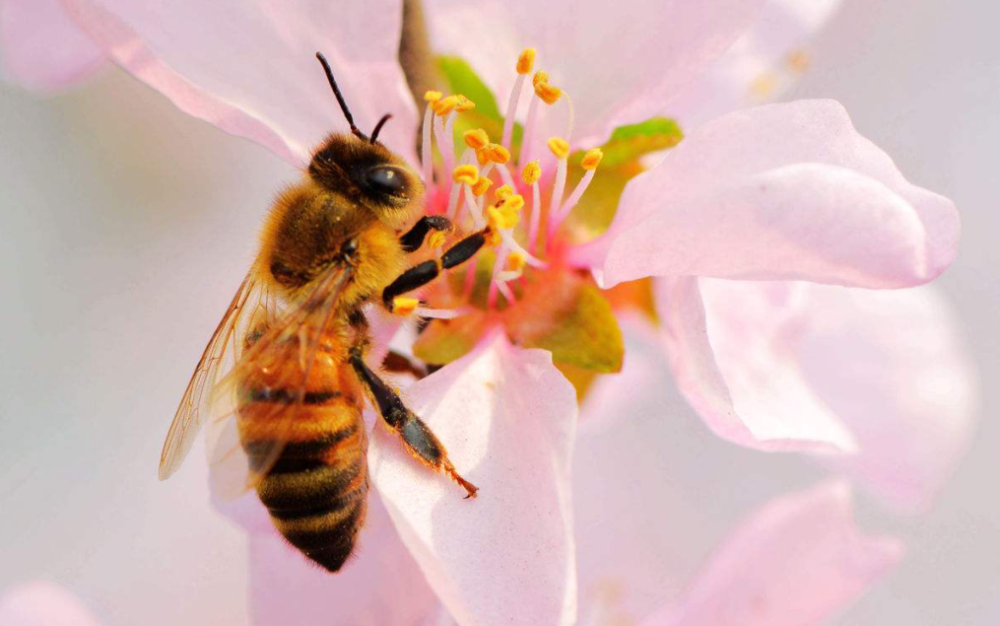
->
[409,47,604,316]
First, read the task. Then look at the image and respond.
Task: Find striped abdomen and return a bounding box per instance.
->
[236,333,368,572]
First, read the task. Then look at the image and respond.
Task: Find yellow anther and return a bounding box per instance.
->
[476,149,490,165]
[499,194,525,212]
[534,80,562,105]
[471,177,493,197]
[547,137,570,160]
[428,230,447,249]
[392,297,420,316]
[432,95,460,115]
[455,94,476,112]
[506,251,527,273]
[463,128,490,150]
[517,48,537,75]
[485,227,503,247]
[452,164,480,185]
[532,71,549,88]
[485,143,511,164]
[495,185,515,201]
[487,205,520,231]
[521,160,542,184]
[424,90,443,103]
[581,148,604,171]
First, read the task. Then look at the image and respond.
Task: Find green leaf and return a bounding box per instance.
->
[505,270,624,373]
[435,55,524,160]
[436,56,502,122]
[587,116,684,169]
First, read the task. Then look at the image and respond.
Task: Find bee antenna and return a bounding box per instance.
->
[370,113,392,144]
[315,52,369,141]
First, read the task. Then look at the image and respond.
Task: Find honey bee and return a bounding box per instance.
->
[158,53,484,572]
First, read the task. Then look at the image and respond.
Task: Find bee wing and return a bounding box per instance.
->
[205,262,355,499]
[158,271,275,481]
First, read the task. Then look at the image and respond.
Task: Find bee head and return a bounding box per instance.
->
[309,52,424,229]
[308,134,424,230]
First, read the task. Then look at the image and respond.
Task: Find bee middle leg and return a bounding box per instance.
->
[382,229,488,312]
[349,347,479,498]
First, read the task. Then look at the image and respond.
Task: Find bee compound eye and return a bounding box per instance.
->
[366,166,407,196]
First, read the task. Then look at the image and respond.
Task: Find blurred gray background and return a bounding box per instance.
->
[0,0,997,624]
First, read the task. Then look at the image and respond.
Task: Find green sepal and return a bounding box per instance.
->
[506,270,624,373]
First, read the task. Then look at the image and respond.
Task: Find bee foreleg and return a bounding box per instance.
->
[399,215,452,253]
[382,230,487,311]
[349,351,479,498]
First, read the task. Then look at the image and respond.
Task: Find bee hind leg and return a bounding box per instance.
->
[349,349,478,498]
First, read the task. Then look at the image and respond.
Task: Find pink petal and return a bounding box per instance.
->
[671,0,844,125]
[572,100,959,289]
[370,333,578,626]
[796,285,978,512]
[59,0,417,166]
[247,492,440,626]
[657,276,858,452]
[0,0,104,92]
[649,481,903,626]
[427,0,766,145]
[0,582,102,626]
[657,276,977,509]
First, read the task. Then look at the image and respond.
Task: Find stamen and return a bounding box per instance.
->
[546,137,570,243]
[416,306,466,320]
[522,161,543,252]
[502,48,536,148]
[471,177,493,197]
[519,90,541,167]
[421,91,441,186]
[495,185,514,201]
[534,80,562,106]
[517,48,537,75]
[506,251,526,272]
[495,162,516,189]
[434,113,456,185]
[487,242,510,308]
[547,137,570,160]
[485,143,511,165]
[427,230,447,249]
[392,297,420,316]
[452,164,480,186]
[449,163,479,218]
[454,95,476,113]
[464,128,489,151]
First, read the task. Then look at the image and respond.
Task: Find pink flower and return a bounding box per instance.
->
[1,0,974,624]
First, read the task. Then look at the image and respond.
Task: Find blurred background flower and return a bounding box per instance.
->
[0,0,996,624]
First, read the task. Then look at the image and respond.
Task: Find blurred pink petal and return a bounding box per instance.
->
[59,0,417,165]
[573,100,959,289]
[0,582,102,626]
[370,333,578,626]
[657,276,858,452]
[649,481,903,626]
[671,0,843,125]
[0,0,104,92]
[796,285,978,512]
[247,492,440,626]
[657,276,978,510]
[427,0,766,144]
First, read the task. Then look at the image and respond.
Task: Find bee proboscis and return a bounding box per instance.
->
[158,52,483,572]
